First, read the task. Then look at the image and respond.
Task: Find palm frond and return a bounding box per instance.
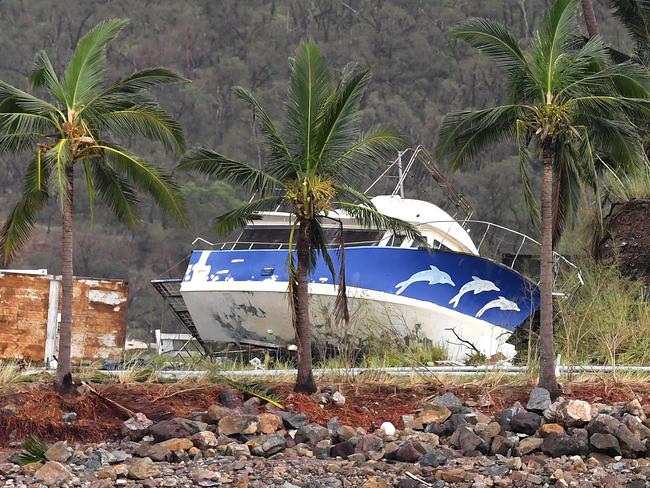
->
[179,148,282,195]
[64,19,128,108]
[324,127,403,179]
[315,70,371,168]
[221,376,284,409]
[42,138,71,210]
[334,202,421,241]
[91,161,140,227]
[452,18,531,75]
[610,0,650,59]
[234,87,295,179]
[533,0,582,96]
[0,157,50,265]
[332,183,374,206]
[99,102,185,154]
[287,41,332,171]
[0,81,63,119]
[553,140,585,244]
[30,50,67,105]
[96,144,187,226]
[15,435,48,466]
[212,196,283,236]
[436,105,523,171]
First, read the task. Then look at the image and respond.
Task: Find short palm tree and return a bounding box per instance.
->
[0,19,187,389]
[436,0,650,397]
[179,41,417,394]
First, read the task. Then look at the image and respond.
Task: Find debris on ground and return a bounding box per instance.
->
[2,383,650,485]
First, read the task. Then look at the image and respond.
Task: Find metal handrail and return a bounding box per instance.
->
[190,218,581,284]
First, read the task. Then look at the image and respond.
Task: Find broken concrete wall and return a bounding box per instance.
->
[0,271,128,362]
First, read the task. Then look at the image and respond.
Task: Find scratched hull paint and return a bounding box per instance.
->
[181,282,515,359]
[180,247,537,359]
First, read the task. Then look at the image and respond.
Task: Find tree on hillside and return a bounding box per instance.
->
[581,0,600,37]
[436,0,650,398]
[179,41,418,394]
[0,19,187,390]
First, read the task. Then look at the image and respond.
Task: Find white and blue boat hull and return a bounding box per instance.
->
[180,247,539,360]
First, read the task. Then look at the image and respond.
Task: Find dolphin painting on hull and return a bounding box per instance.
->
[476,296,520,318]
[395,266,455,295]
[449,276,500,308]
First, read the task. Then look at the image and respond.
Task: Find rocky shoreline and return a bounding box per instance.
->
[3,386,650,487]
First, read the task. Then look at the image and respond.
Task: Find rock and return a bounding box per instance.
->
[527,387,552,412]
[226,443,250,457]
[570,427,590,456]
[241,397,261,414]
[362,478,389,488]
[305,477,342,488]
[539,423,565,437]
[623,414,650,440]
[295,424,330,447]
[380,422,396,436]
[394,442,421,462]
[510,411,541,435]
[587,414,647,457]
[515,436,544,455]
[122,413,153,440]
[96,465,118,480]
[474,422,501,441]
[313,439,331,459]
[494,402,524,430]
[437,468,466,483]
[624,399,646,420]
[454,425,483,454]
[21,461,42,475]
[191,431,219,449]
[590,433,622,457]
[1,404,16,416]
[335,425,356,442]
[257,413,282,434]
[61,412,78,423]
[418,404,452,425]
[142,443,171,462]
[430,392,464,413]
[355,434,383,453]
[191,467,218,485]
[34,461,71,485]
[280,411,308,429]
[44,441,73,463]
[261,434,287,455]
[149,419,192,442]
[158,437,193,451]
[541,433,578,457]
[558,400,592,427]
[330,440,355,458]
[396,479,419,488]
[128,457,161,480]
[326,417,341,436]
[219,388,243,409]
[331,391,346,406]
[219,415,259,436]
[206,405,232,423]
[420,451,447,467]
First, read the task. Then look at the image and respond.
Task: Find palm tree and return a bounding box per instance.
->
[179,41,418,394]
[0,19,187,390]
[436,0,649,398]
[581,0,600,37]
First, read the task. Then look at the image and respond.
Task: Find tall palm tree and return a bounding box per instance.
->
[436,0,649,398]
[0,19,187,390]
[179,41,418,394]
[581,0,600,37]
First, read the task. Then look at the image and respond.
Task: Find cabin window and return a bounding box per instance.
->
[233,226,383,249]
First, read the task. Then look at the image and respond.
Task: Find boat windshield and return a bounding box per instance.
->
[233,226,385,250]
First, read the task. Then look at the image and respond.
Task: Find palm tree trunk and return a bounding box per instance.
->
[538,141,560,399]
[581,0,600,37]
[56,165,74,392]
[294,221,317,394]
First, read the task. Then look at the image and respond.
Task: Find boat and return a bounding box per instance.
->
[154,147,577,361]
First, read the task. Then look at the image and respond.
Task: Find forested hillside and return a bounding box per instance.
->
[0,0,628,336]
